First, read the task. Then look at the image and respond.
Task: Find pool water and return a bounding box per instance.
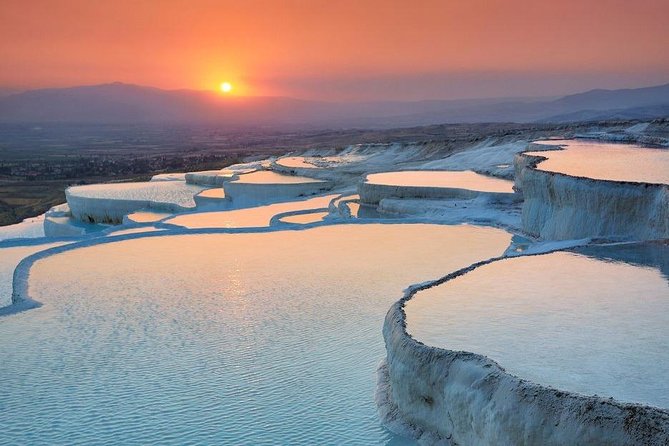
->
[406,247,669,408]
[365,170,514,193]
[125,210,173,224]
[279,211,329,224]
[276,156,320,169]
[106,227,164,237]
[165,195,338,229]
[0,242,69,308]
[0,224,511,445]
[528,140,669,184]
[197,188,226,199]
[277,156,358,169]
[233,170,325,184]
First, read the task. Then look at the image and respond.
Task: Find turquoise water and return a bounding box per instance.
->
[406,244,669,408]
[0,224,511,444]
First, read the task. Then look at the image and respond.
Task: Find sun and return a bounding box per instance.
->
[219,82,233,93]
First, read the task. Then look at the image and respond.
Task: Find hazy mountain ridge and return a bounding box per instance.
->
[0,81,668,128]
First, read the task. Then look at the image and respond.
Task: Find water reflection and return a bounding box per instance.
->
[365,170,514,193]
[0,224,512,444]
[165,194,338,228]
[406,244,669,408]
[529,140,669,184]
[233,170,325,184]
[279,211,329,224]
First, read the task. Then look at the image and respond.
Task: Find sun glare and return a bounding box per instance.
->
[220,82,232,93]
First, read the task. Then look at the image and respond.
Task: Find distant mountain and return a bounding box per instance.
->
[551,83,669,111]
[0,83,334,125]
[0,81,667,128]
[539,104,669,123]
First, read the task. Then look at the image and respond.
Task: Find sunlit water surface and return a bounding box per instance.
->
[125,210,173,223]
[347,202,361,217]
[164,194,337,228]
[277,156,357,169]
[279,211,329,224]
[105,227,164,237]
[528,140,669,184]
[365,170,514,192]
[0,242,68,307]
[406,249,669,408]
[197,188,226,199]
[0,224,512,444]
[276,156,320,169]
[233,170,325,184]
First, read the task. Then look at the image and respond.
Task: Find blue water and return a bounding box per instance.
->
[406,244,669,408]
[0,224,512,445]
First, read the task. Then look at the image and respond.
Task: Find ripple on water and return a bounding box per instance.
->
[0,224,511,444]
[0,242,69,308]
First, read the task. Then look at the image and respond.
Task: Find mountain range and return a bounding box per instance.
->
[0,81,667,128]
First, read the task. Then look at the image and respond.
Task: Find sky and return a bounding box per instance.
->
[1,0,668,101]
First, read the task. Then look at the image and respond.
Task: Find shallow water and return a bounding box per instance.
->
[365,170,514,193]
[197,188,226,199]
[68,181,207,208]
[106,227,164,237]
[233,170,325,184]
[347,202,361,217]
[528,140,669,184]
[406,249,669,408]
[0,242,68,307]
[279,211,329,224]
[0,224,511,444]
[276,156,320,169]
[277,156,356,169]
[125,210,173,223]
[165,194,338,228]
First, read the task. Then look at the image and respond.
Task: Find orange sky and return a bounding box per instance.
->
[1,0,668,100]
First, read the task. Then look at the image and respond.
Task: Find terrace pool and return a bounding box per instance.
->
[233,170,325,184]
[405,244,669,408]
[165,194,337,229]
[0,242,69,308]
[527,140,669,184]
[0,224,511,444]
[365,170,514,193]
[279,211,329,224]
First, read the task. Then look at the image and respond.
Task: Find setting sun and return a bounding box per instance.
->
[220,82,233,93]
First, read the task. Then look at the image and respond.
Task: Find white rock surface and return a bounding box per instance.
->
[420,140,528,179]
[515,141,669,240]
[0,215,45,241]
[44,203,106,237]
[222,171,332,207]
[66,181,206,224]
[0,241,69,308]
[359,170,516,206]
[379,258,669,445]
